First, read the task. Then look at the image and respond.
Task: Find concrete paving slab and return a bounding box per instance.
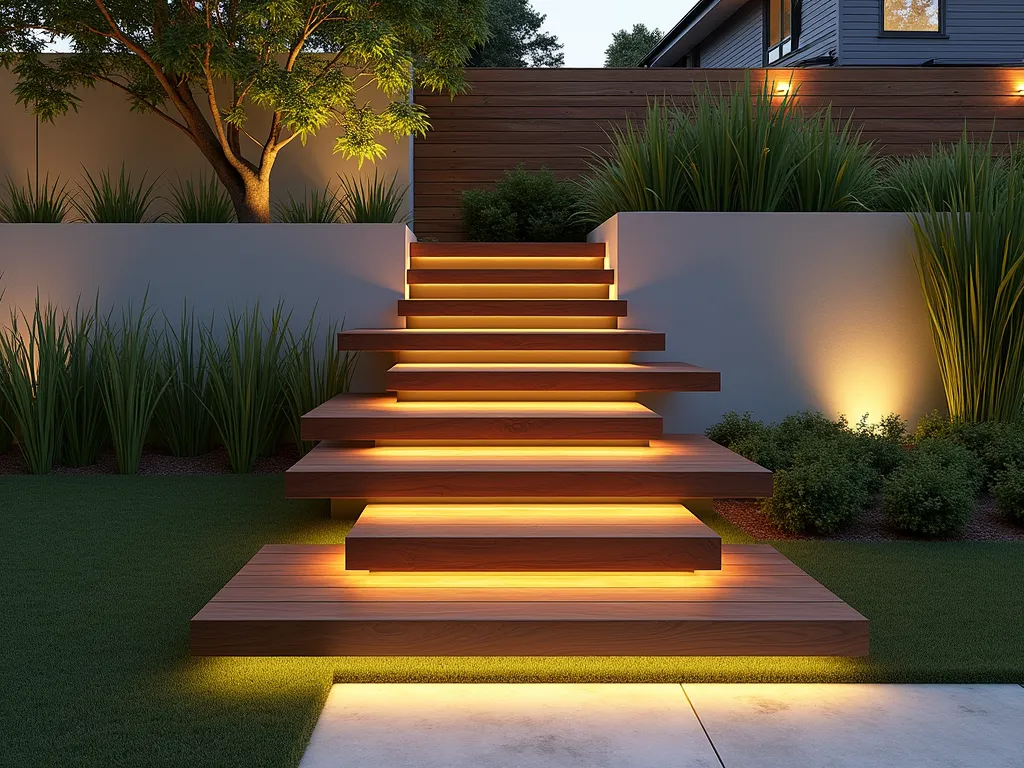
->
[684,683,1024,768]
[299,683,719,768]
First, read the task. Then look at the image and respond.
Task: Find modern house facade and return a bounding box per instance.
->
[640,0,1024,68]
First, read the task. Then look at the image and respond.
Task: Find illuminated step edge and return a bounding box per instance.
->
[344,503,722,572]
[336,329,666,352]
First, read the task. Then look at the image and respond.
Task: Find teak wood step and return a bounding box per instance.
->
[411,243,605,258]
[397,299,627,317]
[284,435,774,500]
[190,543,869,656]
[385,363,721,392]
[406,269,615,285]
[301,395,663,442]
[344,503,722,571]
[337,329,666,352]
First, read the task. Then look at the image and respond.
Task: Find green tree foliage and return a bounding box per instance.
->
[0,0,488,222]
[468,0,563,67]
[604,23,662,67]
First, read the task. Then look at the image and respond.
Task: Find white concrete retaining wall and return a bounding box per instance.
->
[0,224,412,391]
[590,212,946,432]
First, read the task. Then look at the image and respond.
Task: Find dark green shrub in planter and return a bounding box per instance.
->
[704,411,767,450]
[461,166,587,242]
[883,440,983,537]
[762,440,874,535]
[913,414,1024,490]
[993,466,1024,523]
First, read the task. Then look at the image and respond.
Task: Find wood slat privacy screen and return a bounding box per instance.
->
[413,67,1024,240]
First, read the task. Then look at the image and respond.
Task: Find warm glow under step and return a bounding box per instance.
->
[345,503,722,571]
[284,435,774,500]
[190,544,869,656]
[406,269,615,285]
[337,329,666,352]
[397,299,627,317]
[301,395,663,442]
[385,363,721,392]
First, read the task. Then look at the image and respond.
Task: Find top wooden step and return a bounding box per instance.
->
[407,269,614,285]
[411,243,605,258]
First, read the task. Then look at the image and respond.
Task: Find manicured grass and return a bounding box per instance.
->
[3,476,1023,767]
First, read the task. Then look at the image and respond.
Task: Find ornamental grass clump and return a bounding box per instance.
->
[901,136,1024,423]
[0,174,76,223]
[274,186,345,223]
[577,101,690,225]
[59,301,106,468]
[202,303,289,473]
[282,315,357,456]
[154,307,214,457]
[99,300,168,474]
[883,440,983,537]
[0,297,66,474]
[336,170,408,224]
[165,175,235,223]
[75,165,161,223]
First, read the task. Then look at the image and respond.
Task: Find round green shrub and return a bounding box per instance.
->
[993,465,1024,523]
[762,442,873,535]
[704,411,766,450]
[882,440,983,538]
[461,166,586,242]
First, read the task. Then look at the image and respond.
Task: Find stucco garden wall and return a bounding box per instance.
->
[0,224,412,392]
[590,212,947,432]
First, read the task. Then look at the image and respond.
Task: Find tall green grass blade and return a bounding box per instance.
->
[164,174,236,223]
[154,305,214,457]
[282,315,357,456]
[0,296,65,474]
[336,170,409,223]
[274,185,345,223]
[99,297,168,474]
[0,173,76,223]
[202,302,289,473]
[75,164,161,223]
[60,298,106,467]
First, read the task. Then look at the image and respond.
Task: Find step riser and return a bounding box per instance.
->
[285,472,775,500]
[191,619,869,657]
[344,539,722,572]
[406,317,619,329]
[406,269,615,285]
[410,257,606,270]
[396,351,630,364]
[409,284,610,299]
[385,370,721,392]
[302,417,662,442]
[410,243,606,258]
[398,300,627,318]
[337,331,666,352]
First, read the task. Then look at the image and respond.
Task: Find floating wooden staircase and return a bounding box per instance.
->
[191,242,868,657]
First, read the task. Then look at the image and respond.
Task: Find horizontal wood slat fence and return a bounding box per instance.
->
[413,67,1024,240]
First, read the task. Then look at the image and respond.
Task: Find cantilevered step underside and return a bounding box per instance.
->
[345,504,722,571]
[190,543,869,656]
[284,435,774,500]
[302,395,663,442]
[337,329,666,352]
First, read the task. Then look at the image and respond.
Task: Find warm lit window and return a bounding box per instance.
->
[766,0,798,63]
[882,0,943,34]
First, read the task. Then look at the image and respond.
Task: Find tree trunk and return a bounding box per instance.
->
[229,176,273,223]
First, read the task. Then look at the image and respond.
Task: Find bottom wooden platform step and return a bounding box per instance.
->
[345,504,722,571]
[190,544,869,657]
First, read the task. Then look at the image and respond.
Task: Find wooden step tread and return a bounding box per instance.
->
[411,243,605,258]
[407,269,615,285]
[386,362,721,392]
[301,395,662,441]
[190,544,869,656]
[397,299,627,317]
[284,435,773,500]
[346,503,721,571]
[338,329,666,351]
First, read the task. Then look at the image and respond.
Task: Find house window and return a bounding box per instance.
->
[766,0,799,63]
[882,0,943,34]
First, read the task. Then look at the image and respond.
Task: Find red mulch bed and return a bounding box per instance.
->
[714,497,1024,542]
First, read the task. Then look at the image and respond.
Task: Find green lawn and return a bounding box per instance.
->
[3,476,1023,767]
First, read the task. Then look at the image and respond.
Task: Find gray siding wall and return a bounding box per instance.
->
[840,0,1024,65]
[700,1,764,67]
[696,0,839,68]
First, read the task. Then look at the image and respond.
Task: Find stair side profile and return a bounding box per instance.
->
[191,241,869,658]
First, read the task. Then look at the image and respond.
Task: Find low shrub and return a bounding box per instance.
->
[336,170,408,223]
[75,165,161,223]
[882,440,983,537]
[462,166,587,242]
[165,174,235,223]
[762,440,874,534]
[0,174,75,223]
[913,414,1024,490]
[993,466,1024,523]
[704,411,767,450]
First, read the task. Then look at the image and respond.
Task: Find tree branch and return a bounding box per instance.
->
[94,74,194,138]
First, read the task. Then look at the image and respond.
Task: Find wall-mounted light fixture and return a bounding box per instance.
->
[776,82,792,96]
